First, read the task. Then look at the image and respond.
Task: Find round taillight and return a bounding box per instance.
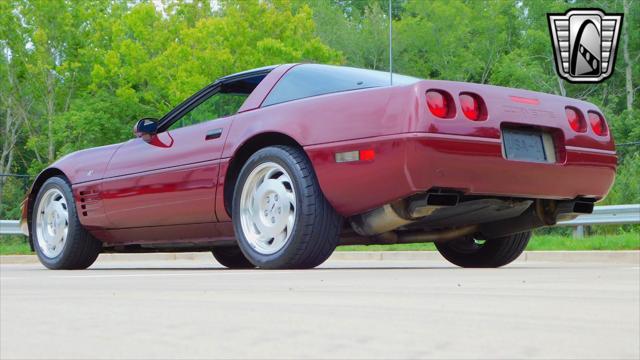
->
[459,93,483,121]
[588,111,608,136]
[426,90,449,118]
[565,107,586,132]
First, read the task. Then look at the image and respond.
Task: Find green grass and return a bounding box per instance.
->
[1,233,638,255]
[0,235,33,255]
[338,233,640,251]
[527,233,639,250]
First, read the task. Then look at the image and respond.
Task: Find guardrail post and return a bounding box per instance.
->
[573,225,585,239]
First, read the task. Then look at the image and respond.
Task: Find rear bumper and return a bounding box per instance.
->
[305,133,616,217]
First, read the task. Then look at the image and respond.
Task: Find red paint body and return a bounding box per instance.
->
[22,64,616,248]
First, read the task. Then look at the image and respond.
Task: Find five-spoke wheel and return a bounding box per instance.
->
[232,146,342,269]
[35,188,69,258]
[239,162,296,255]
[32,176,101,269]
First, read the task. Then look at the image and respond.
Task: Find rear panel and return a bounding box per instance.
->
[304,80,616,217]
[412,80,615,153]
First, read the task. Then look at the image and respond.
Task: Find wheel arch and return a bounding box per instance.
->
[223,132,304,217]
[26,168,69,250]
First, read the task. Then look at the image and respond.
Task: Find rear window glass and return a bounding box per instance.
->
[262,64,420,106]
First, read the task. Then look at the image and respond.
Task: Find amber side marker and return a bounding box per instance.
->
[335,149,376,163]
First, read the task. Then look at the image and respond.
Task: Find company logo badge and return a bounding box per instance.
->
[547,9,623,83]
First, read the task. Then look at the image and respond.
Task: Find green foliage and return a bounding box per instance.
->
[299,0,388,69]
[608,110,640,144]
[53,93,144,154]
[394,0,519,82]
[605,153,640,205]
[0,177,29,219]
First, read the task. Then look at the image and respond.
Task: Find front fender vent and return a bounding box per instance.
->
[78,189,100,217]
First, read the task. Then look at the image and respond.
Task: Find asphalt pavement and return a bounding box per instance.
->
[1,256,639,359]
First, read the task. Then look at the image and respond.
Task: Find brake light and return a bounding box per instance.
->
[565,107,586,132]
[588,111,608,136]
[459,93,486,121]
[426,90,451,118]
[510,96,540,105]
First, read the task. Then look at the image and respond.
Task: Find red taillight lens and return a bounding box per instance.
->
[565,107,586,132]
[459,93,485,121]
[588,111,608,136]
[426,90,450,118]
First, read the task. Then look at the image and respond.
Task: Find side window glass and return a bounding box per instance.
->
[170,92,248,130]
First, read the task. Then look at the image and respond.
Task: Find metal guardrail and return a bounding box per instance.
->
[0,220,22,235]
[557,204,640,238]
[557,204,640,226]
[1,205,638,236]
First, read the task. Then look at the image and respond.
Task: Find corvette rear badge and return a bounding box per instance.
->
[547,9,623,83]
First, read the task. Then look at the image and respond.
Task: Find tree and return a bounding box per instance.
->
[78,0,342,145]
[0,0,32,209]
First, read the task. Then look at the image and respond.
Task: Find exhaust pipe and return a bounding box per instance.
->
[339,225,478,246]
[345,196,595,244]
[350,202,413,236]
[407,193,459,217]
[350,192,459,236]
[395,225,477,243]
[479,198,594,238]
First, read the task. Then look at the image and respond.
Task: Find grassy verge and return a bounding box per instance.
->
[337,233,640,251]
[1,233,638,255]
[0,235,32,255]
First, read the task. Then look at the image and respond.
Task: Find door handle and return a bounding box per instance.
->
[205,128,223,140]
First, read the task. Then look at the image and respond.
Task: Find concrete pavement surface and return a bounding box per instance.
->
[1,256,639,359]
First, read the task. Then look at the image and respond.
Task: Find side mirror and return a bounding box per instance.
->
[133,118,158,141]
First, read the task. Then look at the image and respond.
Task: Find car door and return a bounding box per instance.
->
[101,85,246,229]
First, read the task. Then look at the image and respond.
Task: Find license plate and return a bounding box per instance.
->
[502,128,552,163]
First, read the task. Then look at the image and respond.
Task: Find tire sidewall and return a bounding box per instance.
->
[232,147,309,268]
[31,177,79,269]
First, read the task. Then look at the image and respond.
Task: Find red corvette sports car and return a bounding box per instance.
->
[21,64,616,270]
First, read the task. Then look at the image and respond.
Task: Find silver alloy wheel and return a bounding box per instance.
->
[35,188,69,258]
[239,162,296,255]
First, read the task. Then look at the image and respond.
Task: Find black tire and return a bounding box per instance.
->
[31,176,102,270]
[435,231,531,268]
[232,145,342,269]
[211,246,254,269]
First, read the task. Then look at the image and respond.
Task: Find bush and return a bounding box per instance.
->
[0,176,30,220]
